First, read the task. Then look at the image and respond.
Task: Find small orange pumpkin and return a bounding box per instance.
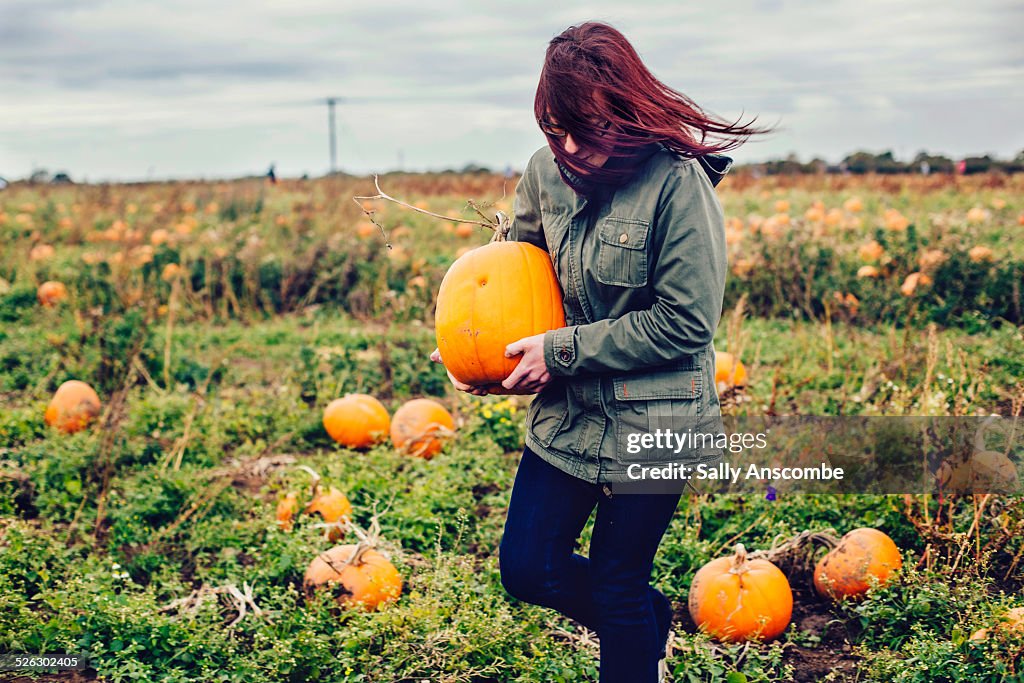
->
[29,244,56,261]
[435,240,565,393]
[37,281,68,307]
[688,543,793,642]
[45,380,101,433]
[323,394,390,449]
[714,352,748,392]
[306,486,353,542]
[390,398,455,459]
[276,491,300,531]
[814,528,902,600]
[454,223,475,238]
[304,544,402,611]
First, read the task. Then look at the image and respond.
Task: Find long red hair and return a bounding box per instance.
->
[536,21,772,184]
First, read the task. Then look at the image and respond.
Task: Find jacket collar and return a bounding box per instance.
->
[697,153,733,188]
[555,145,734,197]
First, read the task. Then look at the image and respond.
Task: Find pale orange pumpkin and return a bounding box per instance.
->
[435,241,565,393]
[688,544,793,642]
[29,244,56,261]
[304,544,402,611]
[814,528,902,600]
[937,450,1019,495]
[45,380,101,434]
[858,241,885,262]
[970,607,1024,642]
[306,486,353,542]
[390,398,455,459]
[37,281,68,307]
[968,246,995,263]
[323,394,390,449]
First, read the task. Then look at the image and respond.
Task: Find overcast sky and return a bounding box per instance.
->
[2,0,1022,181]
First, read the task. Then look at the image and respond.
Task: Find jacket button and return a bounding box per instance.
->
[618,232,628,244]
[558,349,572,363]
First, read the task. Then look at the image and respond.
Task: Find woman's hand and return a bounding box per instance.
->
[501,334,551,394]
[430,348,490,396]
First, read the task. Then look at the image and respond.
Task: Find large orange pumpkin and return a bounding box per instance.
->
[37,281,68,307]
[45,380,101,434]
[305,486,353,542]
[688,544,793,642]
[323,394,390,449]
[304,544,402,611]
[390,398,454,459]
[814,528,902,600]
[435,240,565,394]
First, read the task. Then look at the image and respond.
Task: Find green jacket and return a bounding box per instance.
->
[509,145,729,485]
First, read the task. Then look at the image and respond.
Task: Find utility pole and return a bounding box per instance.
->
[326,97,338,175]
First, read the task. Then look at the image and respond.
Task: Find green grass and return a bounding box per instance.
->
[1,175,1022,681]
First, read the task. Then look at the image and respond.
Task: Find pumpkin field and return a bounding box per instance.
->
[1,169,1023,682]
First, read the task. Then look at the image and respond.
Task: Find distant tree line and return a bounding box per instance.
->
[739,150,1024,175]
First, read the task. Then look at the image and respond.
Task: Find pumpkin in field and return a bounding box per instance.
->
[937,450,1019,494]
[30,244,56,261]
[37,281,68,307]
[454,223,475,238]
[435,240,565,393]
[304,544,402,611]
[276,492,300,531]
[688,544,793,642]
[45,380,102,433]
[814,528,902,600]
[323,394,390,449]
[970,607,1024,642]
[714,352,748,393]
[968,246,995,263]
[390,398,455,459]
[306,486,353,542]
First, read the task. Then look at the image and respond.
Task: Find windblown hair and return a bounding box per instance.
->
[535,21,772,185]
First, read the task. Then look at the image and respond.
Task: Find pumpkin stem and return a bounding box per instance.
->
[401,424,458,458]
[730,543,749,573]
[296,465,322,501]
[317,512,387,574]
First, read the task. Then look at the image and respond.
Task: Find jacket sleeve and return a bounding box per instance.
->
[543,161,727,376]
[506,151,547,251]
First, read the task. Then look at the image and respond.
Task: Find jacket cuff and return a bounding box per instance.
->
[544,327,577,376]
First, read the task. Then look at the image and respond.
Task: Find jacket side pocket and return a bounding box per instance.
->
[612,365,712,463]
[527,383,570,449]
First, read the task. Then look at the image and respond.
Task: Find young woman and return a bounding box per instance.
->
[433,20,768,682]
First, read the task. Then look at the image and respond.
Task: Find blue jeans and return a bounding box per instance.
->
[499,447,681,683]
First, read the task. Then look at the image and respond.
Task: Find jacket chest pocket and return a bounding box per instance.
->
[597,217,650,288]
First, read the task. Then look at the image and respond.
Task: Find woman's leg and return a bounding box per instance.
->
[499,447,601,630]
[589,490,682,683]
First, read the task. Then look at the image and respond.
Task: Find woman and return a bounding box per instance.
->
[433,21,768,682]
